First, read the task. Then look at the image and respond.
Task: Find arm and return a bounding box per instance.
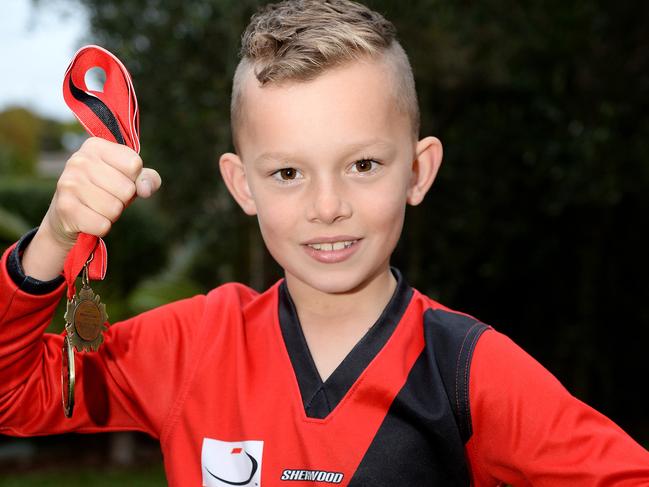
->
[466,330,649,487]
[0,237,206,438]
[0,136,168,435]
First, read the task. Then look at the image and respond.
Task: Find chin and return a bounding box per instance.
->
[309,276,360,295]
[286,262,384,296]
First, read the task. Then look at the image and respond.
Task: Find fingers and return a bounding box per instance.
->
[78,138,162,198]
[52,190,113,238]
[50,137,162,242]
[80,137,143,181]
[75,181,126,224]
[86,157,137,203]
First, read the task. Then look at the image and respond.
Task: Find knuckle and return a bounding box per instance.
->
[81,136,102,150]
[57,172,82,194]
[123,183,137,201]
[56,176,72,192]
[126,155,143,178]
[97,218,112,237]
[55,193,75,216]
[66,152,85,169]
[64,157,92,180]
[109,199,125,221]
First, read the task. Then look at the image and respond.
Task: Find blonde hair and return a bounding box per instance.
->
[231,0,420,148]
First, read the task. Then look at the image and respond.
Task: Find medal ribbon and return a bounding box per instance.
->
[62,45,140,300]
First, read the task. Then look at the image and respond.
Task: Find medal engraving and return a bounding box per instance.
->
[73,287,104,342]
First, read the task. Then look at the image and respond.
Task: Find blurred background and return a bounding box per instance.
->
[1,0,648,484]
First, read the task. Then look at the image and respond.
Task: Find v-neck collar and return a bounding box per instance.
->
[277,268,414,419]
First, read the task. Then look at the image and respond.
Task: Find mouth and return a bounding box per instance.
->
[301,237,362,264]
[306,240,358,251]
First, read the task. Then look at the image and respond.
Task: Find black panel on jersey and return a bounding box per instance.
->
[426,309,490,442]
[348,310,489,486]
[278,268,413,419]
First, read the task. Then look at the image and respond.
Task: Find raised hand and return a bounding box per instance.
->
[21,137,161,281]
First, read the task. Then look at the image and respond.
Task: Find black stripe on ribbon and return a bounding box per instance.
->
[68,77,125,145]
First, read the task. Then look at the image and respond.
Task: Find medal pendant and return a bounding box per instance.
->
[61,335,75,418]
[64,266,108,353]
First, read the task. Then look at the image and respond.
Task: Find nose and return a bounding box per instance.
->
[306,176,352,224]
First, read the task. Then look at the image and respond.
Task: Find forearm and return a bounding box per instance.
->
[21,215,75,282]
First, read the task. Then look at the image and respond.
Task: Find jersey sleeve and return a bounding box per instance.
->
[0,240,206,439]
[465,329,649,486]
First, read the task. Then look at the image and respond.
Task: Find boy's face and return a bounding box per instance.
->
[221,59,441,295]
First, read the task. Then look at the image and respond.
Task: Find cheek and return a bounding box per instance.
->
[247,179,287,242]
[364,172,409,228]
[255,198,297,257]
[357,183,407,247]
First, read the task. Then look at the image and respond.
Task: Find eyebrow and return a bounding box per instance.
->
[253,138,395,165]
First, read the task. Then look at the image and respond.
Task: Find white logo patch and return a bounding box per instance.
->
[202,438,263,487]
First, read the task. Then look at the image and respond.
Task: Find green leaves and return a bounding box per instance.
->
[0,206,30,242]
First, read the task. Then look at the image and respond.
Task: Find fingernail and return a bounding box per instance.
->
[141,179,152,197]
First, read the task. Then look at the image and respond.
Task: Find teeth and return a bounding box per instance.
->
[308,240,356,251]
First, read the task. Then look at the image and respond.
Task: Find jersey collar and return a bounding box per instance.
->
[278,268,414,419]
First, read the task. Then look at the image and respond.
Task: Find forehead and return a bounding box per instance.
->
[236,59,412,161]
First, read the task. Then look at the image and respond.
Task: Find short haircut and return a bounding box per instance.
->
[231,0,420,150]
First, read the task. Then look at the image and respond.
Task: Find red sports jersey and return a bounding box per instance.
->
[1,233,648,486]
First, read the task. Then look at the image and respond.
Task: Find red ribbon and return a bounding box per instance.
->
[62,45,140,300]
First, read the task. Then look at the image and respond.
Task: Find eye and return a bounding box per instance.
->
[272,167,303,182]
[350,158,379,173]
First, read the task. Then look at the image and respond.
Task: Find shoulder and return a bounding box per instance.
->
[205,281,260,308]
[111,281,262,335]
[412,290,492,376]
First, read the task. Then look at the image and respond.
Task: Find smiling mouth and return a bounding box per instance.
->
[306,240,358,251]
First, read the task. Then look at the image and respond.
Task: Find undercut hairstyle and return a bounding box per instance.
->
[231,0,420,149]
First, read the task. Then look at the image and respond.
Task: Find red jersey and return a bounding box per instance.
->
[1,235,648,486]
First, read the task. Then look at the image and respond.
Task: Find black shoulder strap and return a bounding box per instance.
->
[423,308,490,442]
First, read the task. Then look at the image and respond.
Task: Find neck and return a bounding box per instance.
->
[285,266,397,332]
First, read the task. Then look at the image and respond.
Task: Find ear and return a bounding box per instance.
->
[219,152,257,215]
[406,136,443,206]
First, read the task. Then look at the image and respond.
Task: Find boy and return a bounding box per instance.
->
[1,0,648,485]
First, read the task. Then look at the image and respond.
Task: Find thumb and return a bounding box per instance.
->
[136,167,162,198]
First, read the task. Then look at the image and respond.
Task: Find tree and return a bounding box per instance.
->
[0,107,42,175]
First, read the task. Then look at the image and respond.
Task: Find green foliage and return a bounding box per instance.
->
[0,108,41,175]
[0,177,56,244]
[0,207,31,242]
[0,107,71,176]
[127,234,204,313]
